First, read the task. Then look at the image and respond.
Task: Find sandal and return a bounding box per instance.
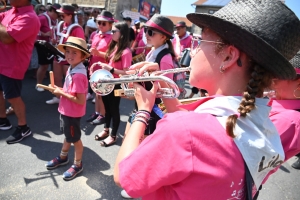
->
[95,129,109,141]
[6,106,14,115]
[100,136,117,147]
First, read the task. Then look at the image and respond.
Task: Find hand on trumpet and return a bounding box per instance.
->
[127,61,160,76]
[132,81,159,112]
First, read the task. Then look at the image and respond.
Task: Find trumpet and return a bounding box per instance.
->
[0,0,6,10]
[89,63,191,98]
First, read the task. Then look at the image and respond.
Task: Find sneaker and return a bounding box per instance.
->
[121,190,133,199]
[62,163,83,181]
[292,158,300,169]
[0,118,12,130]
[46,97,60,104]
[86,93,93,101]
[91,115,105,125]
[45,156,69,170]
[86,112,99,122]
[6,126,31,144]
[36,86,45,92]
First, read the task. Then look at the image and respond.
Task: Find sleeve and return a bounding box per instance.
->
[70,26,85,40]
[39,16,51,32]
[70,74,88,94]
[119,112,193,197]
[160,54,174,80]
[7,14,40,43]
[121,49,133,70]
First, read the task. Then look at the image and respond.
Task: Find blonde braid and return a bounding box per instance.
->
[226,64,272,138]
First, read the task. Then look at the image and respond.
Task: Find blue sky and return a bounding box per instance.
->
[161,0,300,18]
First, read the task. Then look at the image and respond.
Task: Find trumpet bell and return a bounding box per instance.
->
[89,69,115,96]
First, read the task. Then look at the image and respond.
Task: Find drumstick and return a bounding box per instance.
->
[36,84,55,92]
[49,71,54,87]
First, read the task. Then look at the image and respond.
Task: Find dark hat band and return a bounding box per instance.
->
[64,42,89,55]
[146,21,172,38]
[58,8,75,15]
[97,15,114,21]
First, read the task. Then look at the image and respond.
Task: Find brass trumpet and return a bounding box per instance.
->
[89,62,191,98]
[0,0,6,11]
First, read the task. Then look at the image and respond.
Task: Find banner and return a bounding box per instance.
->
[139,0,151,20]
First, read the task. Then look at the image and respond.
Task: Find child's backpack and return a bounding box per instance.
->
[155,48,186,99]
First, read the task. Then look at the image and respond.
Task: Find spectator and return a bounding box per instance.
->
[172,21,192,60]
[114,0,300,198]
[0,0,40,144]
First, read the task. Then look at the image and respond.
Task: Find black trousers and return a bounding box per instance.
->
[102,84,121,137]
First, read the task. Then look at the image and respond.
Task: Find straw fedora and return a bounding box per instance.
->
[187,0,300,80]
[145,14,174,39]
[57,37,90,58]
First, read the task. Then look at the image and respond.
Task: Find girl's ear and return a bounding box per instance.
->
[221,45,240,70]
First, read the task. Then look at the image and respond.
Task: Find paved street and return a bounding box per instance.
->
[0,70,299,200]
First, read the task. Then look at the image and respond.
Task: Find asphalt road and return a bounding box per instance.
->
[0,70,299,200]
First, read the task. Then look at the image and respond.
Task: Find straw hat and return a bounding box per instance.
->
[57,37,90,57]
[187,0,300,80]
[144,14,174,39]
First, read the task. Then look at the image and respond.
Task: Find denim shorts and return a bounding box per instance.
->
[0,74,22,99]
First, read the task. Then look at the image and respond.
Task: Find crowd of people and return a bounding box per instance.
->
[1,0,300,199]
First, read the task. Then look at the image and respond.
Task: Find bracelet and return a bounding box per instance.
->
[135,115,150,122]
[136,110,151,118]
[138,110,151,115]
[110,67,115,74]
[132,119,148,126]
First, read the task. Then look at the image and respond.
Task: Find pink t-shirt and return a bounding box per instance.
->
[0,6,40,79]
[120,98,247,200]
[263,99,300,183]
[108,48,132,78]
[37,13,56,41]
[56,23,85,65]
[158,53,174,80]
[58,69,88,118]
[172,34,192,56]
[88,32,113,73]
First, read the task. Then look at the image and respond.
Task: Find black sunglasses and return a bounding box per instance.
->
[97,21,107,26]
[144,28,160,37]
[39,9,46,12]
[112,30,120,34]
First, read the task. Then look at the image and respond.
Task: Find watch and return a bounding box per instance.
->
[110,68,115,74]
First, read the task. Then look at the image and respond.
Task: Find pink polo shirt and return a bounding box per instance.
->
[0,5,40,79]
[120,97,247,200]
[88,32,113,73]
[37,13,56,42]
[108,48,132,78]
[263,99,300,183]
[58,69,88,118]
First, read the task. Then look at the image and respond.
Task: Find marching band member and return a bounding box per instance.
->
[87,10,114,126]
[35,3,61,92]
[172,21,192,61]
[114,0,300,199]
[0,0,40,144]
[93,22,132,147]
[46,5,85,104]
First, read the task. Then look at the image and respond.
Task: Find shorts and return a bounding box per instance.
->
[0,74,22,99]
[35,43,54,65]
[60,114,82,143]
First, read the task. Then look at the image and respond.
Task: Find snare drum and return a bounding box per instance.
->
[179,48,191,67]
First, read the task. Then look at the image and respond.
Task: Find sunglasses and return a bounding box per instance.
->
[97,21,107,26]
[39,9,46,12]
[144,28,160,37]
[190,36,224,57]
[112,30,120,34]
